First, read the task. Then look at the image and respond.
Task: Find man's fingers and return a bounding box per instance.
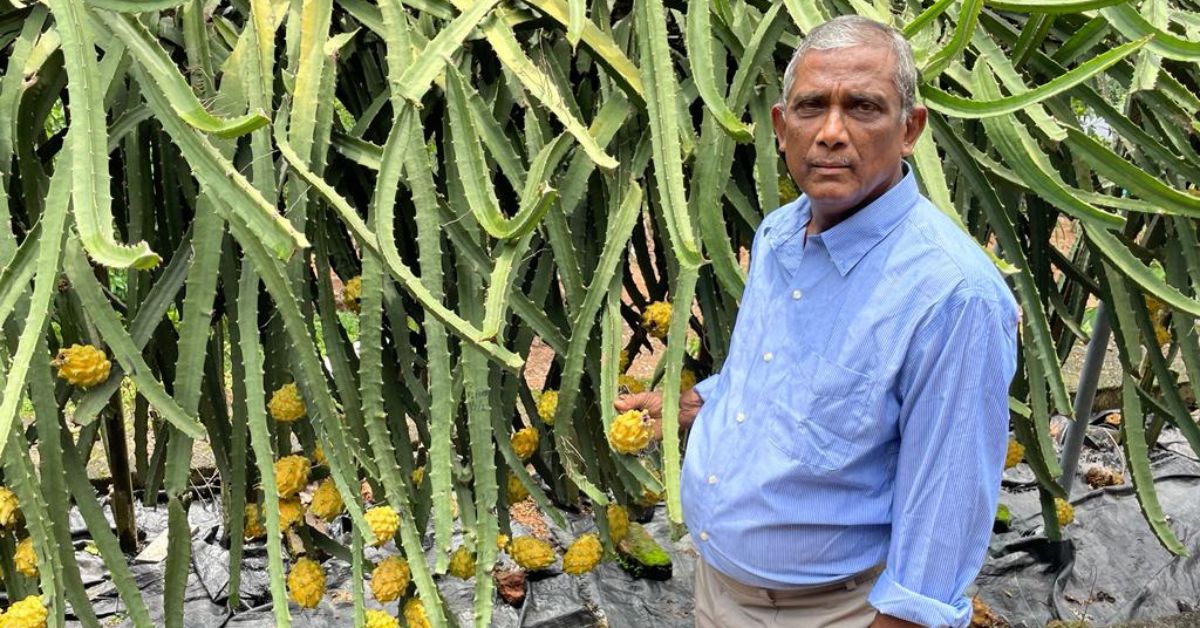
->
[615,391,665,418]
[614,393,646,412]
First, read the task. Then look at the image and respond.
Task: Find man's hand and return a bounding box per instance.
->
[613,388,704,440]
[870,614,922,628]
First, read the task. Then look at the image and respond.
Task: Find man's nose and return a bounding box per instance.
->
[815,108,848,149]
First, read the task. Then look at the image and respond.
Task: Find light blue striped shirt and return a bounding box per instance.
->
[682,164,1019,627]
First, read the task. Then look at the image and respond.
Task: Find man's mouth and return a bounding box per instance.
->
[809,161,851,173]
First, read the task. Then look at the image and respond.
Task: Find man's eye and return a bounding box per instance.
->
[855,102,879,112]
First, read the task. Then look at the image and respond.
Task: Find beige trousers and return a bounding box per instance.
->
[693,559,883,628]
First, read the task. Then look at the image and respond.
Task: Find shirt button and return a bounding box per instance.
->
[736,412,746,423]
[699,531,710,541]
[763,351,773,362]
[792,289,803,300]
[708,475,718,485]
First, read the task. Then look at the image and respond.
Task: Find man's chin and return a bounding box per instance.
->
[799,184,859,209]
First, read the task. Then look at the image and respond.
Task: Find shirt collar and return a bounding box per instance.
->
[768,161,919,277]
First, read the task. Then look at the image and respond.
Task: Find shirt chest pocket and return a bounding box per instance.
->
[766,351,874,472]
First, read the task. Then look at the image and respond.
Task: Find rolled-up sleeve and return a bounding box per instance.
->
[867,289,1018,627]
[692,373,720,401]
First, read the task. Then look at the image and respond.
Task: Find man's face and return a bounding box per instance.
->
[771,43,926,223]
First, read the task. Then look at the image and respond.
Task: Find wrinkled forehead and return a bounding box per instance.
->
[787,44,901,101]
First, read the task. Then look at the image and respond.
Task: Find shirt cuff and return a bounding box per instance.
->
[692,373,720,401]
[867,569,972,628]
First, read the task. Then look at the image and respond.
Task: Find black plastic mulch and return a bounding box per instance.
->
[54,416,1200,627]
[973,419,1200,627]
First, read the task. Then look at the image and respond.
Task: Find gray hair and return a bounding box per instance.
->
[780,16,918,119]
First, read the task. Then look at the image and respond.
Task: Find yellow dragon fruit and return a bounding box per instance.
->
[343,275,363,313]
[268,383,306,423]
[606,504,630,543]
[608,410,652,455]
[448,546,475,580]
[274,455,311,499]
[286,557,325,609]
[1055,498,1075,527]
[364,609,399,628]
[536,390,558,426]
[365,506,400,547]
[618,374,644,394]
[244,504,266,539]
[641,301,672,339]
[0,487,21,529]
[278,497,305,530]
[2,595,48,628]
[308,479,344,521]
[52,344,111,388]
[14,537,37,578]
[403,598,431,628]
[1005,438,1024,469]
[511,427,539,460]
[509,536,556,571]
[562,534,603,575]
[370,556,410,602]
[506,473,530,504]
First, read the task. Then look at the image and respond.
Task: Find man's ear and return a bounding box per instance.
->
[899,105,928,157]
[771,102,787,153]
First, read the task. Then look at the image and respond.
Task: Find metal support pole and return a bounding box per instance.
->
[1058,301,1111,497]
[102,392,139,553]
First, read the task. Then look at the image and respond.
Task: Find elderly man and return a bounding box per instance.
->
[615,15,1019,628]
